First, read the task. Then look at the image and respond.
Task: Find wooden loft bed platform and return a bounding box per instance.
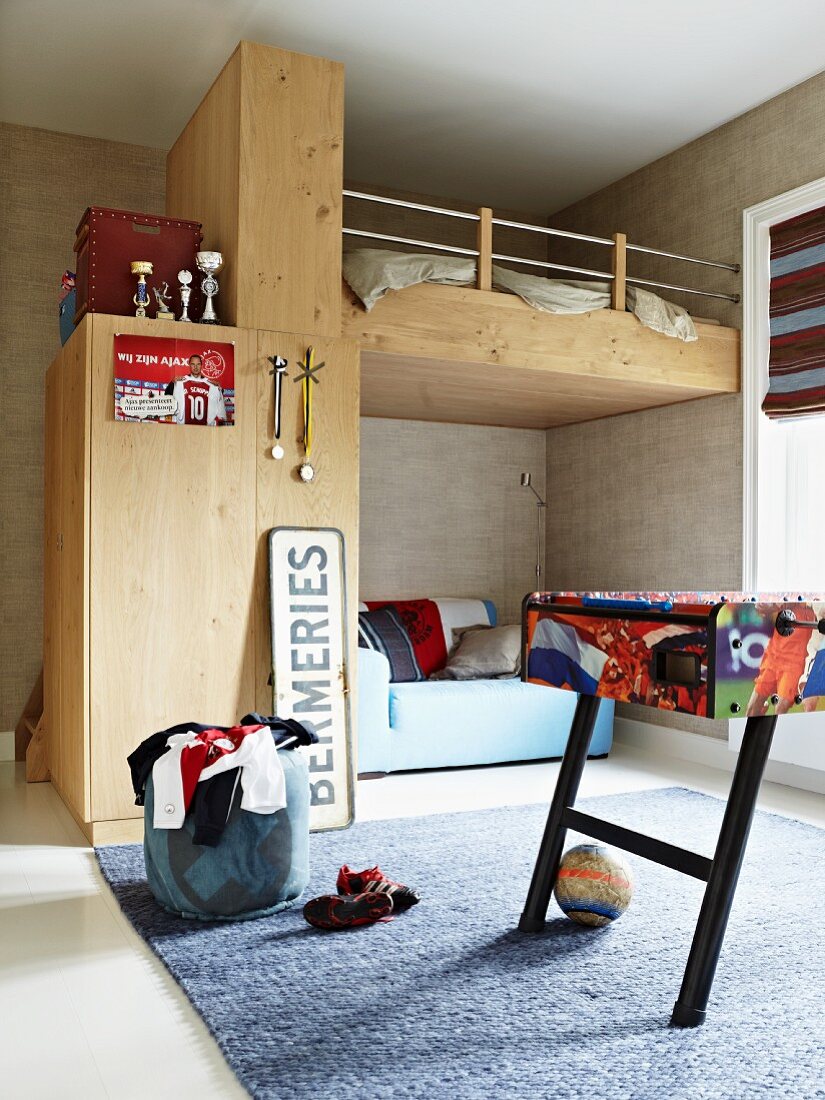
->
[343,282,739,430]
[341,191,741,429]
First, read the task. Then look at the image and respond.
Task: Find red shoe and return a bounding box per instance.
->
[302,891,393,931]
[336,864,420,911]
[336,864,385,895]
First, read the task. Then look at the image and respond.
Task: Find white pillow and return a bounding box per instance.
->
[430,624,521,681]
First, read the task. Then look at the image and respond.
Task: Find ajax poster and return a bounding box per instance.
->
[113,333,235,426]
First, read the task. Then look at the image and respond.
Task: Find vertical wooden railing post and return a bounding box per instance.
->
[477,207,493,291]
[611,231,627,311]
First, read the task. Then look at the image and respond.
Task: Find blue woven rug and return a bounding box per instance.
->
[96,788,825,1099]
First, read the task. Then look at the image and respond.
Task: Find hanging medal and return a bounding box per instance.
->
[294,346,325,483]
[268,355,288,459]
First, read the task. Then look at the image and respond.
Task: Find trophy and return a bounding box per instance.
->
[177,269,193,322]
[130,260,153,317]
[153,281,174,320]
[195,250,223,324]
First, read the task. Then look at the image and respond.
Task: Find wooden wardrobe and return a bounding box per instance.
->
[43,42,359,844]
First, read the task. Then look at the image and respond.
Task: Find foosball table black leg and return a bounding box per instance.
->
[670,713,778,1027]
[518,695,602,933]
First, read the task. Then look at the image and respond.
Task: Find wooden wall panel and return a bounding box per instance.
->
[166,48,241,326]
[167,41,344,338]
[253,333,360,718]
[239,43,344,337]
[58,322,92,819]
[88,314,257,822]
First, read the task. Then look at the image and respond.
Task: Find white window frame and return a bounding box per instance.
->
[742,174,825,588]
[741,176,825,778]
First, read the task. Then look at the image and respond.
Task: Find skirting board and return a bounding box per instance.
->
[613,716,825,797]
[50,773,145,846]
[0,731,14,762]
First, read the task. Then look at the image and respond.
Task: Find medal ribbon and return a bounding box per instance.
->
[302,347,314,459]
[273,358,286,440]
[274,369,283,440]
[267,356,288,445]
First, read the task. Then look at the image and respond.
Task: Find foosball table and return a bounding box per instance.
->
[519,591,825,1027]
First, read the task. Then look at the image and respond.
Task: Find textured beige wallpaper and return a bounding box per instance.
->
[545,397,743,593]
[545,69,825,739]
[0,122,166,730]
[360,419,546,624]
[545,397,742,738]
[548,69,825,327]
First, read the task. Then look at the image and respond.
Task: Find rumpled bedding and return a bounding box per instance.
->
[343,248,697,343]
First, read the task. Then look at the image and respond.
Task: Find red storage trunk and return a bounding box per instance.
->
[73,207,203,323]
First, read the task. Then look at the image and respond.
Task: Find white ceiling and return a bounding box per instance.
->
[3,0,825,213]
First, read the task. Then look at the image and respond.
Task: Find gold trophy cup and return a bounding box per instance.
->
[131,260,153,318]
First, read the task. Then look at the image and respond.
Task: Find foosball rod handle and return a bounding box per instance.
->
[774,610,825,637]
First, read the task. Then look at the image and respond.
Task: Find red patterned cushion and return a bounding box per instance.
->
[365,599,448,677]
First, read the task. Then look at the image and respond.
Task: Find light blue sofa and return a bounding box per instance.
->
[357,647,614,775]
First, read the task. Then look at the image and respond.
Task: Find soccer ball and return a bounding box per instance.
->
[554,844,634,926]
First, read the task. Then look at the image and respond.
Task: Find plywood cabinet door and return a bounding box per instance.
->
[253,332,360,710]
[254,332,360,831]
[88,315,258,823]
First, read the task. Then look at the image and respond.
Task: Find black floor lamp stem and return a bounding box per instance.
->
[520,473,547,586]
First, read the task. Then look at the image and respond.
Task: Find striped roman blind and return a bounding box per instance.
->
[763,206,825,418]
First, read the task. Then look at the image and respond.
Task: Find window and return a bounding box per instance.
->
[743,176,825,591]
[756,416,825,590]
[743,178,825,777]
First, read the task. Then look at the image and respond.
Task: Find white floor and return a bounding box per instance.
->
[1,744,823,1100]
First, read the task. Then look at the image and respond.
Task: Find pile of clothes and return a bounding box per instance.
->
[128,713,316,847]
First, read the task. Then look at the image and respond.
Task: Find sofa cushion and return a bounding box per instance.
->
[358,608,425,683]
[364,597,496,676]
[390,678,545,732]
[364,599,448,676]
[431,624,521,680]
[385,678,613,773]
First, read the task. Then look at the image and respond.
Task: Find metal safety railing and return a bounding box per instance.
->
[342,189,741,307]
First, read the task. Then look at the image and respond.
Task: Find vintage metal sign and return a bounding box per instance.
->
[269,527,354,830]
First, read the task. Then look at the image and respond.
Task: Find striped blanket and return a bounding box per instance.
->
[764,207,825,418]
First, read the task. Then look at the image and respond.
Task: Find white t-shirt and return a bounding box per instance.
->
[152,727,286,829]
[172,374,227,426]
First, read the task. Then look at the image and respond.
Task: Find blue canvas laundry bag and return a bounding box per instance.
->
[143,747,310,920]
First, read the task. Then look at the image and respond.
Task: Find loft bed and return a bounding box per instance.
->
[339,190,741,429]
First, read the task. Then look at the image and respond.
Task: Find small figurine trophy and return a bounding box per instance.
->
[153,281,174,320]
[131,260,153,317]
[195,251,223,325]
[177,270,193,322]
